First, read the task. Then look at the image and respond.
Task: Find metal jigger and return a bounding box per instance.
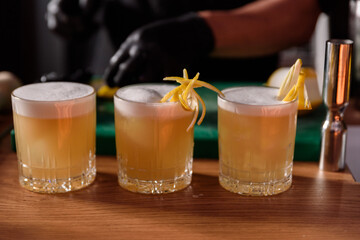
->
[320,39,353,171]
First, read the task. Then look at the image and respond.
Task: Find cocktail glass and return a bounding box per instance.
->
[218,86,298,196]
[12,82,96,193]
[114,83,194,194]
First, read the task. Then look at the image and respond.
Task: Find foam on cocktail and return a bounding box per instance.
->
[12,82,95,118]
[117,84,174,103]
[218,86,297,117]
[115,84,193,118]
[224,87,284,105]
[13,82,93,101]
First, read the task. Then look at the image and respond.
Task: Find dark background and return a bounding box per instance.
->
[0,0,113,84]
[0,0,351,87]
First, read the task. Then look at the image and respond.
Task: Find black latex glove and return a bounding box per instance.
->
[46,0,100,40]
[104,0,253,47]
[104,13,214,87]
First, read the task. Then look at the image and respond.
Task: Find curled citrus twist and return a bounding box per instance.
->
[161,69,224,131]
[277,59,312,110]
[282,71,311,110]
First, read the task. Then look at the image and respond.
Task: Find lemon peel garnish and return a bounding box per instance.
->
[283,71,312,110]
[277,59,312,110]
[277,59,302,100]
[161,69,224,131]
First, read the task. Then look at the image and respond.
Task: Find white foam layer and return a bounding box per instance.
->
[114,84,193,118]
[116,84,176,103]
[223,87,284,105]
[218,86,297,116]
[13,82,94,101]
[12,82,95,118]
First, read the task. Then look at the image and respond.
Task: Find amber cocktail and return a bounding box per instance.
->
[12,82,96,193]
[218,86,298,196]
[114,84,194,194]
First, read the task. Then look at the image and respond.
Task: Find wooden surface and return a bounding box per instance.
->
[1,114,360,240]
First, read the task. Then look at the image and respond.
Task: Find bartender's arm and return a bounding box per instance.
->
[200,0,321,58]
[104,0,323,86]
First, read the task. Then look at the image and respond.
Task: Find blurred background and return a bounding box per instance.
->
[0,0,351,94]
[0,0,113,84]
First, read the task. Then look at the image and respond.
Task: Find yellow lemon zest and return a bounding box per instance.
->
[192,89,206,125]
[277,59,312,110]
[187,104,199,132]
[283,72,312,110]
[161,69,224,131]
[183,68,189,79]
[182,72,199,100]
[277,59,302,100]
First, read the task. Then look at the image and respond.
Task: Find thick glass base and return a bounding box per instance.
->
[19,167,96,193]
[118,172,192,194]
[219,173,292,196]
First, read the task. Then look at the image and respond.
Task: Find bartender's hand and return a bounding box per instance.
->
[46,0,100,39]
[104,13,214,87]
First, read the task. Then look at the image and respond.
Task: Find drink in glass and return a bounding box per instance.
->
[218,86,298,196]
[114,84,194,194]
[12,82,96,193]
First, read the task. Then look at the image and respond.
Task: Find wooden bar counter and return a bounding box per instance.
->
[1,115,360,240]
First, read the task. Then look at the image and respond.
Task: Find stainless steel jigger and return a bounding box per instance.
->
[320,39,353,171]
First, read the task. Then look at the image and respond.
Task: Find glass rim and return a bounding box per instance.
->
[11,82,96,103]
[218,86,297,107]
[114,83,180,106]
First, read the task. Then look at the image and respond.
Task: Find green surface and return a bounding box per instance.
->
[11,82,324,161]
